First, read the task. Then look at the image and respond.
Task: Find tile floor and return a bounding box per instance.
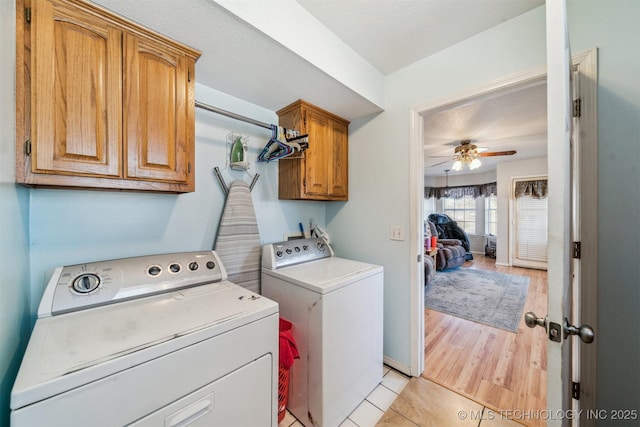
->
[279,366,523,427]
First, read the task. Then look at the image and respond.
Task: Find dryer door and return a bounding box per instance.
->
[131,354,273,426]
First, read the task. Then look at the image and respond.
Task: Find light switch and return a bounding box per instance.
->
[390,225,404,241]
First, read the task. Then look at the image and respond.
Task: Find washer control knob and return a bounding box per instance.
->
[72,273,100,294]
[169,263,181,273]
[316,241,326,251]
[303,245,309,251]
[294,246,300,252]
[286,248,292,255]
[188,262,199,271]
[148,265,161,276]
[276,250,283,258]
[206,261,215,270]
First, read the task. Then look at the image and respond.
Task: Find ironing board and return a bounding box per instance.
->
[214,180,262,293]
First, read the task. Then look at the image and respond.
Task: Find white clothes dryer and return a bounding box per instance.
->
[262,238,383,427]
[11,251,279,426]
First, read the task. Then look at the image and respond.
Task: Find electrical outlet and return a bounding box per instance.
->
[390,225,404,241]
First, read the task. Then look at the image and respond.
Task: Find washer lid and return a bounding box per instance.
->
[11,281,277,410]
[264,257,383,294]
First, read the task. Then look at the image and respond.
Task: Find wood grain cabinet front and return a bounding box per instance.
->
[277,100,349,201]
[16,0,200,193]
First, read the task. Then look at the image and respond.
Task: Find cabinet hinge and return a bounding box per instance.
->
[303,177,306,189]
[572,241,581,259]
[188,69,191,82]
[25,140,31,156]
[572,382,581,400]
[573,98,581,118]
[25,7,31,24]
[303,112,306,127]
[188,162,191,173]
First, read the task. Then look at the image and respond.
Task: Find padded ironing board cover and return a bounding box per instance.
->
[214,180,262,293]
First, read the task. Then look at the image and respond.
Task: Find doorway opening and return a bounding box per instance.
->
[419,76,549,425]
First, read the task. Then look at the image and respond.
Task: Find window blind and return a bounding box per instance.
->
[515,195,548,263]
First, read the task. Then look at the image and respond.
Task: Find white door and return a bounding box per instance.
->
[544,1,598,425]
[545,0,573,422]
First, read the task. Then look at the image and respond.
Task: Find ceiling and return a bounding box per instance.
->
[91,0,546,177]
[295,0,544,75]
[423,82,548,178]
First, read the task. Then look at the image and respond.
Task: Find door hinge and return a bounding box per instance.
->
[303,112,307,128]
[572,382,581,400]
[188,69,191,82]
[25,7,31,24]
[25,140,31,156]
[188,162,191,173]
[572,241,581,259]
[303,177,306,189]
[573,98,581,118]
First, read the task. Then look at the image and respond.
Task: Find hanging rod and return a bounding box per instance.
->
[195,100,272,130]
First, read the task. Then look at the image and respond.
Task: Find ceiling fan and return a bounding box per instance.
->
[432,139,517,171]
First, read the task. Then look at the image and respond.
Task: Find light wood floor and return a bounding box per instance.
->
[423,255,548,427]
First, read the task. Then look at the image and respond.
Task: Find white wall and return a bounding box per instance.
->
[0,2,31,423]
[326,6,547,370]
[495,157,547,265]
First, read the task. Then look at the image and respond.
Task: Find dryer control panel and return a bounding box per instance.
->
[39,251,227,317]
[262,238,333,270]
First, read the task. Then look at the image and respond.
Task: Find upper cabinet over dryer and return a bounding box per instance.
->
[277,100,349,201]
[16,0,201,193]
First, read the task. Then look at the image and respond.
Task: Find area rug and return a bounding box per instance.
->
[425,268,530,332]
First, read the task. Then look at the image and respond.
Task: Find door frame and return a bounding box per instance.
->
[408,50,598,417]
[569,48,598,425]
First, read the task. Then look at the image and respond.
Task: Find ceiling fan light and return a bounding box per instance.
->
[452,160,462,171]
[470,158,482,170]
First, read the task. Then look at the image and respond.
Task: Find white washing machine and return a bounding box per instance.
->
[11,251,279,426]
[262,238,383,427]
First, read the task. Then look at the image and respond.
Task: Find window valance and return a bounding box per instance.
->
[514,179,548,198]
[425,182,497,200]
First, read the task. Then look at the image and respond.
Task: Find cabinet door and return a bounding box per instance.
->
[123,33,193,186]
[31,0,122,177]
[303,108,329,196]
[328,119,348,198]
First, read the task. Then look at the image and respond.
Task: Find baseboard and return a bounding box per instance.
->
[495,262,511,267]
[383,356,412,377]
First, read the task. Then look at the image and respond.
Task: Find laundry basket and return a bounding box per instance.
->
[278,318,298,423]
[277,364,291,422]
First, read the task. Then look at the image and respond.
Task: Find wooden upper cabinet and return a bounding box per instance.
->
[277,100,350,201]
[328,119,348,198]
[123,34,193,185]
[31,0,122,178]
[16,0,200,192]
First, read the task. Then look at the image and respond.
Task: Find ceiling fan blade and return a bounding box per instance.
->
[478,150,517,157]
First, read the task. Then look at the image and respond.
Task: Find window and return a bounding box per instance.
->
[485,195,498,236]
[443,196,476,234]
[514,195,548,263]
